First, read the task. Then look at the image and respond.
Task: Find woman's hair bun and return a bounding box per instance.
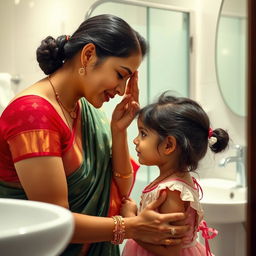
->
[36,35,68,75]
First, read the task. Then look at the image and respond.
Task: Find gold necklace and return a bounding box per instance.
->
[47,76,78,129]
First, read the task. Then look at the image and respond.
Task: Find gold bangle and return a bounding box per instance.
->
[111,215,125,245]
[113,171,133,179]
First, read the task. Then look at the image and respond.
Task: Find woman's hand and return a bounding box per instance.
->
[111,71,139,132]
[125,191,189,246]
[121,197,138,217]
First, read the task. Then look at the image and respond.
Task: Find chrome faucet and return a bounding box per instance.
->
[219,144,246,187]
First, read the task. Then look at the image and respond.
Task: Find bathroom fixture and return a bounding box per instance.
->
[199,178,246,223]
[0,198,74,256]
[85,0,191,20]
[219,144,246,187]
[11,74,21,85]
[199,177,246,256]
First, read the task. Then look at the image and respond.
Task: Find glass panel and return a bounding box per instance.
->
[148,8,190,181]
[91,3,149,211]
[148,8,190,102]
[91,2,190,203]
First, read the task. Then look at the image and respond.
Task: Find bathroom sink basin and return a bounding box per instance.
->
[0,198,74,256]
[199,178,247,223]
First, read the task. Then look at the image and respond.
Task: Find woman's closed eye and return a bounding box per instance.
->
[117,72,124,80]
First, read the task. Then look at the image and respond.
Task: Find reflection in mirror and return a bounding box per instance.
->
[216,0,247,116]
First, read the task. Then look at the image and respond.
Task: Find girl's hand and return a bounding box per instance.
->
[126,191,189,245]
[120,197,138,217]
[111,71,140,132]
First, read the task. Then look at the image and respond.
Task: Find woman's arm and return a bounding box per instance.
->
[134,189,187,256]
[111,125,134,196]
[111,72,140,196]
[15,157,188,244]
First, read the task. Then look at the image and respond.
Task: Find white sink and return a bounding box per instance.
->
[0,198,74,256]
[199,178,247,223]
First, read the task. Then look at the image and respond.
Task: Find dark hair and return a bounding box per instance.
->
[36,14,148,75]
[138,91,229,172]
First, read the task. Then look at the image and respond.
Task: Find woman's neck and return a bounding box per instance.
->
[49,67,81,110]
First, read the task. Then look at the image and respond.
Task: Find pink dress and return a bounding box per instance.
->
[122,178,217,256]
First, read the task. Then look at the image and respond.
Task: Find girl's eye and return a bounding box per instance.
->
[140,131,147,137]
[117,72,124,79]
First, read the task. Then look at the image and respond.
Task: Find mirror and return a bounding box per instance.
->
[216,0,247,116]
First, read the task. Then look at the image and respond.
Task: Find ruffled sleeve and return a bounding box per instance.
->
[140,179,204,224]
[158,180,203,216]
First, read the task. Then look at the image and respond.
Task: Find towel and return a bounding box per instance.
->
[0,73,15,114]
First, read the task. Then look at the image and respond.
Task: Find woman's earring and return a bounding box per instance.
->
[78,67,86,76]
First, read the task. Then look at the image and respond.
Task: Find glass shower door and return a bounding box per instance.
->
[90,1,190,205]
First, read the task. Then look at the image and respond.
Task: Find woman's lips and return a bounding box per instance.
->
[104,93,110,102]
[104,92,115,102]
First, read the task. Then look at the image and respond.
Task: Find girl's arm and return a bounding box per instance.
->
[15,157,188,244]
[135,189,187,256]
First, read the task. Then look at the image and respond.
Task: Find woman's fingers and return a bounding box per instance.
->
[115,95,131,111]
[126,71,139,103]
[146,190,168,210]
[132,71,139,103]
[167,224,190,238]
[146,190,187,224]
[163,238,182,246]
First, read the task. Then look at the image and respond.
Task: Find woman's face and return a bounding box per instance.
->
[83,53,142,108]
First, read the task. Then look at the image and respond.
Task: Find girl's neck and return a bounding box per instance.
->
[147,169,193,190]
[146,169,177,190]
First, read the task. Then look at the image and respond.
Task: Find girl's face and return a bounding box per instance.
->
[83,53,142,108]
[133,118,164,166]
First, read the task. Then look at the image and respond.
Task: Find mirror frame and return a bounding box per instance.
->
[247,0,256,254]
[215,0,247,117]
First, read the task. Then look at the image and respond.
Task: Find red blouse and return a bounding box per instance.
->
[0,95,82,182]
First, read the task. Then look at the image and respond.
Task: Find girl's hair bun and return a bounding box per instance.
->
[209,128,229,153]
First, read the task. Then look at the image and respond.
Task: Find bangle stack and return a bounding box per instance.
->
[113,171,133,179]
[111,215,125,245]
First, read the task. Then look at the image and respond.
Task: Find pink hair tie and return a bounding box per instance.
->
[66,35,70,41]
[208,128,213,138]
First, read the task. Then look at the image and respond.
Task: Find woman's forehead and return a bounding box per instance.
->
[107,54,142,73]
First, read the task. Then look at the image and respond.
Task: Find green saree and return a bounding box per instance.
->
[0,98,120,256]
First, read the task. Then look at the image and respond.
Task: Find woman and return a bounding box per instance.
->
[0,14,188,255]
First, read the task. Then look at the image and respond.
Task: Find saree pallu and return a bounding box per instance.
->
[0,98,122,256]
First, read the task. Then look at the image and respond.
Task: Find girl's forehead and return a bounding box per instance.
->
[137,117,144,126]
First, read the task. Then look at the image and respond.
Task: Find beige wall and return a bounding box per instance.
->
[0,0,246,179]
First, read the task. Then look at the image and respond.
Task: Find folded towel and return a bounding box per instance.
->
[0,73,15,114]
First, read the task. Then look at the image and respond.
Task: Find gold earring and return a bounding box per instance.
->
[78,67,86,76]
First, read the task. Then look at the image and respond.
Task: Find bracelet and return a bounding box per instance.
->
[111,215,125,245]
[113,171,133,179]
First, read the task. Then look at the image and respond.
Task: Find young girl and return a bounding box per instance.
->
[121,91,229,256]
